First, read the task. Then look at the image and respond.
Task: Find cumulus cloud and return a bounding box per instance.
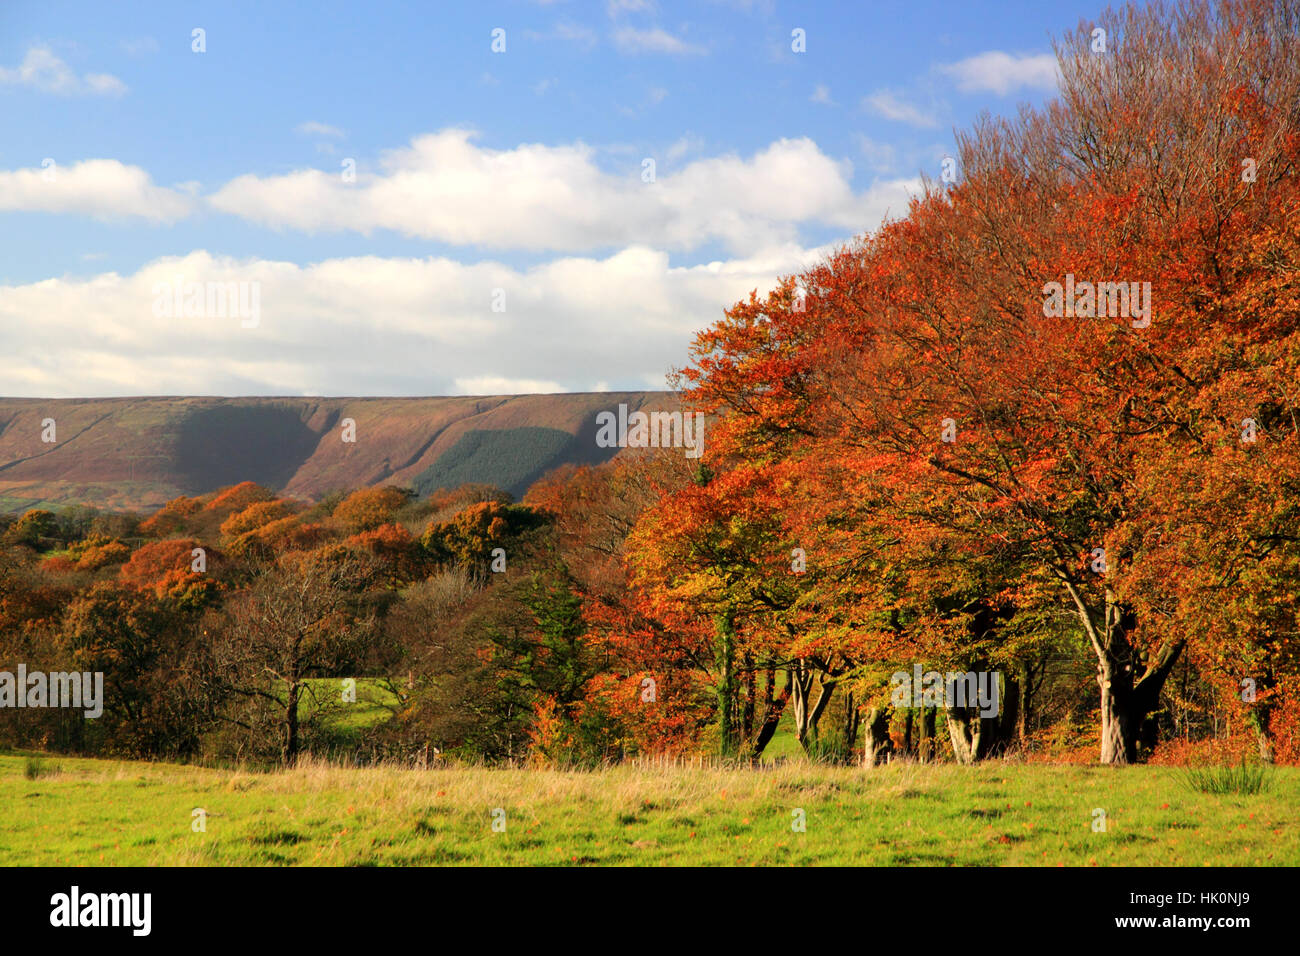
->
[0,159,194,221]
[939,51,1060,95]
[0,244,840,397]
[209,130,916,255]
[0,46,126,95]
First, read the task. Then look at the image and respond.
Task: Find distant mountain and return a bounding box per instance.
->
[0,393,673,513]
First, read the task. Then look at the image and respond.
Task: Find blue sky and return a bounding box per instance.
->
[0,0,1100,396]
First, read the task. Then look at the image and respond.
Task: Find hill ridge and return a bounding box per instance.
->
[0,393,674,512]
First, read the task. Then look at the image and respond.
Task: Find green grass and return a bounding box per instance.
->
[1182,758,1273,796]
[1,753,1295,866]
[300,678,401,741]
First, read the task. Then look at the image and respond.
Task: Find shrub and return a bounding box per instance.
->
[139,496,203,536]
[204,481,276,515]
[75,540,132,571]
[7,510,59,550]
[333,487,414,534]
[220,499,296,538]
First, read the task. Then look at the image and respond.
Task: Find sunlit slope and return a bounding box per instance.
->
[0,393,670,512]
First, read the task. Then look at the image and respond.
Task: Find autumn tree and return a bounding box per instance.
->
[677,0,1300,765]
[420,500,548,572]
[60,582,219,756]
[209,550,379,765]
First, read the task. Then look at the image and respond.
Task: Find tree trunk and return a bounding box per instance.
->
[1063,582,1184,765]
[1246,676,1276,765]
[789,662,815,748]
[1097,640,1184,765]
[1256,728,1276,764]
[1015,660,1032,746]
[919,707,936,762]
[941,669,1014,763]
[993,670,1019,756]
[742,652,756,742]
[841,692,860,759]
[763,659,775,713]
[714,611,738,756]
[901,708,915,758]
[752,684,790,760]
[284,678,300,766]
[863,706,893,767]
[946,707,997,764]
[1098,670,1138,764]
[805,677,835,753]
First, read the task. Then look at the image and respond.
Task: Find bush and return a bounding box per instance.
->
[219,499,295,538]
[7,510,59,551]
[333,487,414,534]
[75,539,131,571]
[204,482,276,515]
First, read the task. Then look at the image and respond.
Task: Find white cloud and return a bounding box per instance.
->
[1,134,917,255]
[939,51,1059,95]
[0,244,841,397]
[296,121,344,138]
[810,84,832,105]
[455,376,565,395]
[665,134,703,161]
[862,90,939,128]
[608,0,654,16]
[85,73,128,96]
[526,23,599,49]
[209,130,908,255]
[0,159,194,221]
[853,134,897,174]
[0,46,126,96]
[613,27,705,55]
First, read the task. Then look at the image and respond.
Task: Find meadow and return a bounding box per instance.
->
[3,752,1295,866]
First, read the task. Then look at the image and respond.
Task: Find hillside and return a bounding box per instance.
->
[0,393,671,513]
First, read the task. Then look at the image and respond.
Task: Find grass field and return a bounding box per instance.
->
[3,752,1296,866]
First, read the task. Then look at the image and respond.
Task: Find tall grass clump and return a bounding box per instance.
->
[24,756,60,780]
[1182,757,1272,795]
